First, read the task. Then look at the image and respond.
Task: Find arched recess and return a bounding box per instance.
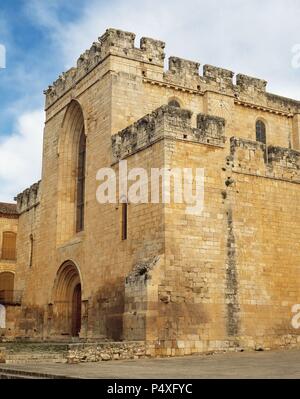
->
[168,97,181,108]
[57,100,87,244]
[0,272,15,303]
[52,261,82,337]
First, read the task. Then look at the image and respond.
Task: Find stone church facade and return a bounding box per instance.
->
[1,28,300,356]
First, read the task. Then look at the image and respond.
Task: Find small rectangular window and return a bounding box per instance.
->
[29,234,34,268]
[122,203,128,241]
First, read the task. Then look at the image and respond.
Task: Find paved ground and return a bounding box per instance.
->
[1,349,300,379]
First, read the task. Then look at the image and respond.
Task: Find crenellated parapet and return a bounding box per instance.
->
[162,60,299,114]
[112,105,226,162]
[230,137,300,182]
[99,29,165,64]
[44,28,165,108]
[112,105,192,162]
[44,27,300,115]
[15,181,41,214]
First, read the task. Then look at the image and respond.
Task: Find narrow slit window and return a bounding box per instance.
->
[122,203,128,241]
[76,130,86,233]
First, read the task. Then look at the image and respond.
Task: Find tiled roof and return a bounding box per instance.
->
[0,202,18,216]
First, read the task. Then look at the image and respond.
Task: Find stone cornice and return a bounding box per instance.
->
[234,99,294,118]
[44,28,300,119]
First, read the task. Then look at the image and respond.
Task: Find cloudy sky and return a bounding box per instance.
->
[0,0,299,202]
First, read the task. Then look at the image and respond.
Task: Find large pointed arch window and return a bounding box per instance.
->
[76,129,86,232]
[58,100,86,243]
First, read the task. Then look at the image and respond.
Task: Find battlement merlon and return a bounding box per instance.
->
[166,57,200,78]
[15,181,41,214]
[111,105,226,162]
[98,29,165,64]
[230,137,300,181]
[203,65,234,87]
[203,67,268,95]
[236,74,267,93]
[267,145,300,169]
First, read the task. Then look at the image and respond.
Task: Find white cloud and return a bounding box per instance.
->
[0,110,44,202]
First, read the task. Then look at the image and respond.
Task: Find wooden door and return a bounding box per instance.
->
[71,284,81,336]
[0,272,14,303]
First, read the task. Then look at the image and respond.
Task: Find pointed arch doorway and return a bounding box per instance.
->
[53,261,82,337]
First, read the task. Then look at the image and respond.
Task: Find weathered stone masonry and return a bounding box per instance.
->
[1,28,299,358]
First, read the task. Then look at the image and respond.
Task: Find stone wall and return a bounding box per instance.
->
[16,182,41,215]
[140,134,300,356]
[10,27,300,354]
[13,182,42,338]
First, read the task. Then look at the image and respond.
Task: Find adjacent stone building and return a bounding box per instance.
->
[0,203,18,335]
[1,28,300,356]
